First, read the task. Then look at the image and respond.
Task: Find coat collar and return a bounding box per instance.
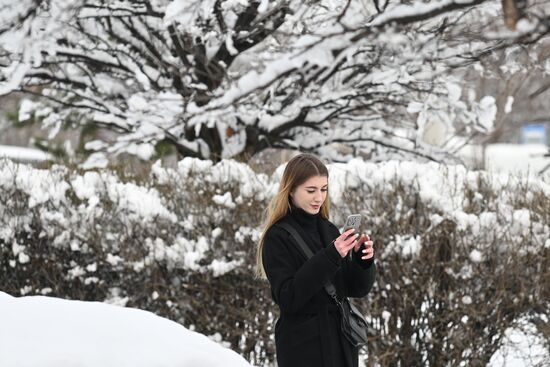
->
[289,204,319,232]
[282,210,338,252]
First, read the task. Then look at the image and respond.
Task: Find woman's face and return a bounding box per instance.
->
[290,175,328,215]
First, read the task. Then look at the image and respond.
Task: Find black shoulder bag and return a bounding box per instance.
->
[276,222,369,348]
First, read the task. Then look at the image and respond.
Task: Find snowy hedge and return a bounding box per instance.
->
[0,158,548,366]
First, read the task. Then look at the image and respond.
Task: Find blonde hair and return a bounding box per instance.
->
[256,153,330,279]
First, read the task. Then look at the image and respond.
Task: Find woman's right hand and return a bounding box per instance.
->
[333,229,359,258]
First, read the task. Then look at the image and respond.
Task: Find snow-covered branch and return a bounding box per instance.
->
[1,0,549,164]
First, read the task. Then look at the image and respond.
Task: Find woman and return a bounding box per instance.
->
[257,153,376,367]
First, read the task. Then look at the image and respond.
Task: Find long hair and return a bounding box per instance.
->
[256,153,330,279]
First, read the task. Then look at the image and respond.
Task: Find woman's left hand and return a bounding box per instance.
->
[354,234,374,260]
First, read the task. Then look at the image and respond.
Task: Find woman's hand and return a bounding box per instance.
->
[333,229,359,258]
[354,234,374,260]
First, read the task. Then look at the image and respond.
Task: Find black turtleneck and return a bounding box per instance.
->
[289,204,323,251]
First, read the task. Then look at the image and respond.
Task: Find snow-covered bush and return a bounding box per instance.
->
[0,157,548,366]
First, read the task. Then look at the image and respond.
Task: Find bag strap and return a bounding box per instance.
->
[276,222,339,301]
[277,222,371,347]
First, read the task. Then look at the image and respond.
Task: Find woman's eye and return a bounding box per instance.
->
[307,190,315,194]
[321,189,328,192]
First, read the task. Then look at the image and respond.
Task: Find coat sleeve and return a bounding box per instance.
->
[262,226,343,313]
[343,250,376,298]
[325,221,376,299]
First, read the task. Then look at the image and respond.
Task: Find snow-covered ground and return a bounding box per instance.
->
[485,144,549,175]
[0,291,252,367]
[0,144,53,163]
[457,143,549,176]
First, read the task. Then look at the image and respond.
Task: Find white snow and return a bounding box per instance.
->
[489,318,549,367]
[485,144,549,175]
[18,99,39,121]
[1,0,541,164]
[71,171,102,202]
[212,227,223,239]
[0,145,53,162]
[381,234,422,258]
[0,291,251,367]
[80,152,109,170]
[123,142,156,161]
[0,62,30,95]
[208,259,244,277]
[469,249,484,263]
[476,96,497,132]
[164,0,216,28]
[505,96,514,114]
[213,192,237,209]
[105,180,177,223]
[258,0,269,13]
[226,33,239,56]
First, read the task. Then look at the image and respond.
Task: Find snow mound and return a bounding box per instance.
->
[0,292,252,367]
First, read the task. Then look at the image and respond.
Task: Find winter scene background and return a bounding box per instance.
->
[0,0,549,366]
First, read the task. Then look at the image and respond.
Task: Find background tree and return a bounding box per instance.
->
[1,0,550,164]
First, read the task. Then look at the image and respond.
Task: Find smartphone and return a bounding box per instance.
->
[343,214,362,259]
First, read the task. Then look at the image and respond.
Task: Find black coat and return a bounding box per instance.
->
[262,208,376,367]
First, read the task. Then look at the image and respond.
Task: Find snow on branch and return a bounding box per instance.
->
[1,0,549,163]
